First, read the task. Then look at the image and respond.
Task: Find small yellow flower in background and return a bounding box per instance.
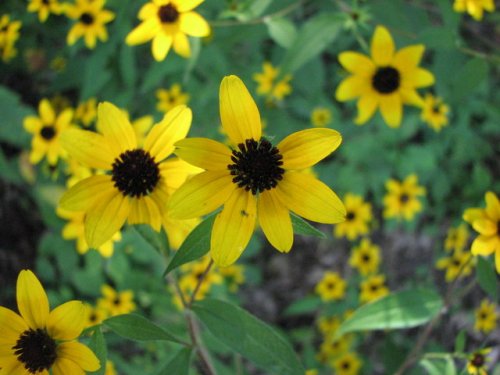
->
[311,107,332,127]
[253,62,293,102]
[317,315,341,337]
[218,264,245,292]
[105,360,117,375]
[305,370,318,375]
[467,348,491,375]
[463,191,500,273]
[24,98,75,166]
[383,174,426,221]
[359,274,389,304]
[49,94,72,114]
[179,257,223,298]
[332,352,362,375]
[84,304,108,329]
[315,271,347,302]
[453,0,495,20]
[317,335,352,363]
[349,238,381,276]
[125,0,210,61]
[334,193,372,240]
[335,25,434,128]
[157,84,190,113]
[435,249,473,282]
[420,93,449,132]
[0,270,100,374]
[65,159,93,187]
[66,0,115,49]
[50,56,67,72]
[75,97,98,127]
[59,102,198,248]
[474,299,498,333]
[445,223,470,252]
[169,75,346,267]
[28,0,63,23]
[0,15,22,62]
[98,285,136,317]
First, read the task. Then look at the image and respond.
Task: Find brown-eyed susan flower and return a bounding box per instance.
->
[157,84,190,113]
[445,223,470,252]
[169,75,346,266]
[66,0,115,49]
[435,249,473,282]
[0,270,100,374]
[179,257,222,299]
[467,348,491,375]
[315,271,347,302]
[98,285,136,317]
[75,97,97,127]
[333,352,362,375]
[474,299,498,333]
[253,62,292,102]
[59,102,197,248]
[383,174,425,221]
[28,0,63,23]
[84,304,108,329]
[335,25,434,128]
[318,335,352,363]
[0,15,21,62]
[334,193,372,240]
[317,315,341,337]
[349,238,381,276]
[359,274,389,303]
[463,191,500,272]
[420,93,449,132]
[311,107,332,127]
[125,0,210,61]
[23,98,75,166]
[454,0,495,20]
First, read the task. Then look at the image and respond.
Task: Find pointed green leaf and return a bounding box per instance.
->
[88,327,107,375]
[476,256,498,301]
[156,348,192,375]
[132,225,170,256]
[291,213,326,239]
[265,17,298,49]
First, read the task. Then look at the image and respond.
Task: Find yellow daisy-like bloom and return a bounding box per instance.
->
[75,97,97,127]
[463,191,500,273]
[311,107,332,127]
[318,335,352,363]
[383,174,426,221]
[467,348,491,375]
[65,159,93,188]
[332,352,362,375]
[98,285,136,317]
[335,25,435,128]
[59,102,196,249]
[0,15,21,63]
[454,0,495,20]
[83,304,108,329]
[334,193,372,240]
[156,84,190,113]
[349,238,381,276]
[420,93,449,132]
[169,75,346,266]
[474,299,498,334]
[445,223,470,252]
[435,249,473,282]
[315,271,347,302]
[317,315,341,337]
[359,274,389,304]
[23,99,75,166]
[125,0,210,61]
[0,270,100,374]
[66,0,115,49]
[253,62,293,101]
[27,0,63,23]
[179,257,223,297]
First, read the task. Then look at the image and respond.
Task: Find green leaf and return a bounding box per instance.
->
[88,327,107,375]
[0,85,33,147]
[164,215,216,275]
[451,58,488,103]
[192,298,305,375]
[156,348,192,375]
[291,213,326,239]
[454,330,466,353]
[280,12,343,74]
[120,44,137,88]
[336,289,443,337]
[476,256,498,301]
[132,224,170,256]
[104,314,185,344]
[265,17,297,49]
[284,296,323,316]
[420,356,456,375]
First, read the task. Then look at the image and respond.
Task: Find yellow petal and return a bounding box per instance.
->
[152,32,173,61]
[173,32,191,58]
[144,105,192,161]
[47,301,86,340]
[355,94,378,124]
[128,196,162,231]
[258,189,293,252]
[211,189,257,267]
[125,18,159,45]
[0,307,28,342]
[179,11,210,37]
[406,68,435,88]
[278,128,342,170]
[53,357,85,375]
[371,25,395,66]
[338,52,376,77]
[57,341,100,371]
[96,102,137,156]
[175,0,205,12]
[160,158,201,191]
[276,172,346,224]
[496,247,500,274]
[471,235,496,256]
[162,217,199,250]
[472,218,497,236]
[174,137,231,170]
[485,191,500,221]
[0,359,28,375]
[23,117,42,133]
[39,99,55,125]
[220,75,262,145]
[59,175,115,211]
[168,171,235,219]
[61,128,114,170]
[379,94,402,128]
[463,208,485,223]
[335,76,369,101]
[393,45,424,72]
[138,2,157,20]
[17,270,49,330]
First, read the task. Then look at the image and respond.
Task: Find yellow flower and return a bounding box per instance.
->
[84,304,108,329]
[420,93,449,132]
[59,102,197,248]
[180,257,223,297]
[27,0,63,22]
[311,107,332,127]
[125,0,210,61]
[66,0,115,49]
[454,0,495,20]
[157,84,190,113]
[335,25,434,128]
[332,352,362,375]
[65,159,93,188]
[349,238,381,276]
[359,274,389,304]
[383,174,425,221]
[98,285,136,317]
[467,348,491,375]
[445,223,470,252]
[0,270,100,374]
[305,370,318,375]
[50,56,67,72]
[169,75,346,266]
[105,360,117,375]
[463,191,500,273]
[318,335,352,363]
[317,315,341,337]
[334,193,372,240]
[75,97,97,127]
[23,98,75,166]
[435,249,473,282]
[0,15,21,63]
[315,271,347,302]
[253,62,292,101]
[474,299,498,333]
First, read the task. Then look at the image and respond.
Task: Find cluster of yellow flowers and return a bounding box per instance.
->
[0,14,21,62]
[436,223,474,282]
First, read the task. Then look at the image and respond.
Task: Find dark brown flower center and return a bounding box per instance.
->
[471,353,485,367]
[399,193,409,203]
[346,211,355,221]
[432,104,441,114]
[370,284,379,292]
[228,138,284,195]
[342,361,350,369]
[361,254,371,263]
[111,149,160,198]
[113,297,121,306]
[158,4,179,23]
[13,329,57,374]
[40,126,56,140]
[80,12,94,25]
[372,67,400,94]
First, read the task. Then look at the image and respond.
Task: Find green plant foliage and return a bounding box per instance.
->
[291,213,327,239]
[476,257,499,301]
[155,348,192,375]
[88,327,108,375]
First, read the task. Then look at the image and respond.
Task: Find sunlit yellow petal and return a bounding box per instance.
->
[485,191,500,221]
[17,270,49,330]
[338,51,376,77]
[471,235,496,256]
[472,218,497,236]
[258,189,293,252]
[0,307,28,342]
[57,341,100,371]
[97,102,137,155]
[355,94,378,124]
[379,94,402,128]
[406,68,435,88]
[160,158,201,191]
[61,128,114,169]
[371,25,395,66]
[463,208,485,223]
[39,99,55,125]
[174,138,231,170]
[335,76,369,101]
[152,32,173,61]
[138,2,157,20]
[179,11,210,37]
[393,45,424,72]
[59,175,115,211]
[53,357,85,375]
[175,0,205,12]
[173,32,191,58]
[125,18,159,45]
[128,196,162,231]
[47,301,86,340]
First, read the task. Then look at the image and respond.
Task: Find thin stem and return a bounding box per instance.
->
[188,259,214,308]
[187,311,218,375]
